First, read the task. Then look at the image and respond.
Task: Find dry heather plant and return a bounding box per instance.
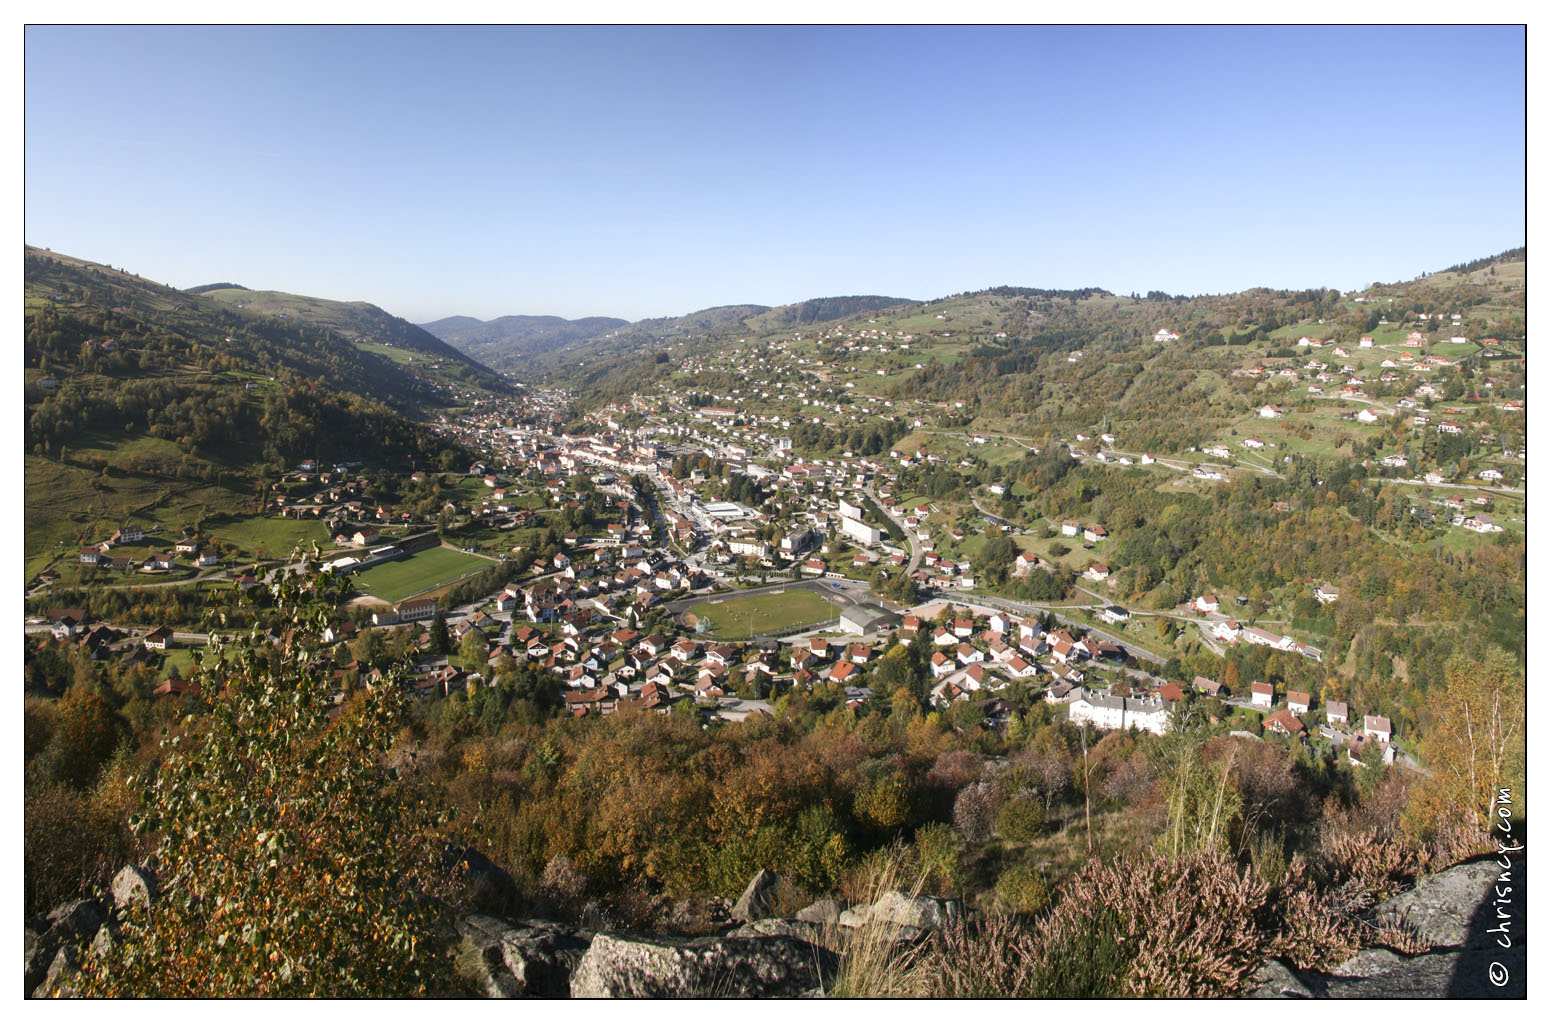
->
[1120,853,1270,997]
[982,850,1275,998]
[538,854,586,908]
[1422,814,1496,868]
[1319,826,1429,902]
[1265,857,1362,971]
[914,914,1043,998]
[1371,923,1432,956]
[950,780,1003,841]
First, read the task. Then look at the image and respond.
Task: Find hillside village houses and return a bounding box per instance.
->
[36,314,1457,761]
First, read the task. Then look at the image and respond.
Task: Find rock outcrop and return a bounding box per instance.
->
[25,898,106,997]
[837,891,961,932]
[731,869,780,923]
[569,932,836,998]
[110,865,157,913]
[1248,856,1526,999]
[25,865,164,998]
[794,899,846,925]
[1372,858,1502,949]
[451,876,973,998]
[456,915,593,997]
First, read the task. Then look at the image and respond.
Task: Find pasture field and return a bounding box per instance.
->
[686,588,840,639]
[206,515,330,560]
[24,455,250,579]
[351,546,493,603]
[354,340,417,365]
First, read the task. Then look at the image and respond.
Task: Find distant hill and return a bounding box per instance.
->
[196,286,507,391]
[431,297,916,379]
[420,314,631,372]
[746,295,915,329]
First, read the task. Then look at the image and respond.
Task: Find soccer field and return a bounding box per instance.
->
[351,547,493,603]
[686,588,840,639]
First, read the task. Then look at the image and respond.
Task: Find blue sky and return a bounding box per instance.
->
[25,25,1526,323]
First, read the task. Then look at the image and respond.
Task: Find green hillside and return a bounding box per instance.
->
[194,284,509,392]
[23,247,472,575]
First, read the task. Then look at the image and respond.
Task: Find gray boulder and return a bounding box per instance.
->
[569,931,837,997]
[24,928,54,998]
[1373,858,1503,949]
[1322,947,1523,999]
[456,914,593,998]
[725,918,826,945]
[111,865,157,913]
[794,899,847,925]
[840,891,961,932]
[26,899,105,997]
[31,946,82,1000]
[731,869,780,923]
[1246,959,1313,998]
[44,899,103,942]
[88,921,123,961]
[1246,857,1527,999]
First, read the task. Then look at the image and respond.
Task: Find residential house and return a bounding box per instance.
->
[1263,709,1307,739]
[1364,715,1393,745]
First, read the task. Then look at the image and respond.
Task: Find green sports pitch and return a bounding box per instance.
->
[351,547,493,603]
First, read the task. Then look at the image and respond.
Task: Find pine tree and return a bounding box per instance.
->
[429,611,450,655]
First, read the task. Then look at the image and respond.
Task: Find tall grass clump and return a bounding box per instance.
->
[821,845,931,997]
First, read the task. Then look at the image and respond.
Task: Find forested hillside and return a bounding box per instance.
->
[193,284,509,391]
[23,248,472,574]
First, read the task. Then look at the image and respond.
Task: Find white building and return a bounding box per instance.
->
[728,538,769,559]
[840,516,882,547]
[1067,689,1170,735]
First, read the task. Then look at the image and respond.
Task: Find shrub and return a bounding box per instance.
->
[1035,851,1270,997]
[994,863,1050,914]
[853,767,920,834]
[539,855,587,908]
[24,744,142,920]
[910,822,961,894]
[924,749,982,818]
[1264,858,1361,971]
[951,780,1002,841]
[995,791,1046,842]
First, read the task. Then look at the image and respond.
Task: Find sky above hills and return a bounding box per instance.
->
[24,24,1527,323]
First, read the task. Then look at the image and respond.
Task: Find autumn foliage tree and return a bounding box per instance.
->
[76,561,463,997]
[1404,647,1525,851]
